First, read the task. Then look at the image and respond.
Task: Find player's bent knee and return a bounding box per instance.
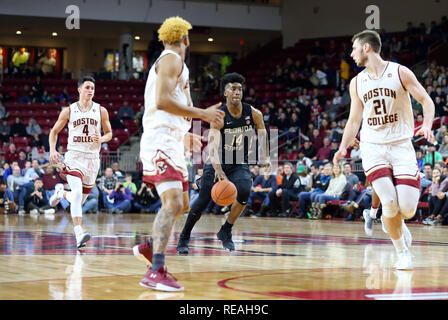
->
[381,198,399,218]
[235,182,251,204]
[399,202,418,219]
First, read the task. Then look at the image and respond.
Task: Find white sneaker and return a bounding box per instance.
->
[380,215,389,234]
[18,209,25,216]
[402,221,412,249]
[50,184,64,207]
[363,209,374,236]
[76,233,91,249]
[44,208,55,215]
[395,250,413,270]
[30,209,39,216]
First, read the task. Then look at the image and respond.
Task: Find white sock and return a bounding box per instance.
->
[370,207,378,219]
[391,235,407,253]
[74,225,83,239]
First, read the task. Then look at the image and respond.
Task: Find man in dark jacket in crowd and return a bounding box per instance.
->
[24,178,54,216]
[268,162,301,217]
[247,163,278,217]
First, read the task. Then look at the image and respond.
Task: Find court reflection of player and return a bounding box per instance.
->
[177,72,270,254]
[48,252,85,300]
[363,245,414,300]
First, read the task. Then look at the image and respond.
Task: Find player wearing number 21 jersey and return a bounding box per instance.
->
[334,30,435,271]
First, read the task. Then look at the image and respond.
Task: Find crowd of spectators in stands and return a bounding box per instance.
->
[225,17,448,222]
[0,152,161,216]
[0,18,447,223]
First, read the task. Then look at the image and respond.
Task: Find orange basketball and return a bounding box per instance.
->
[211,180,237,206]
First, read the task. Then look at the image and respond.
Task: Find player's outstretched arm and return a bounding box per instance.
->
[155,54,224,124]
[333,77,363,166]
[399,65,435,143]
[49,107,69,165]
[251,107,270,167]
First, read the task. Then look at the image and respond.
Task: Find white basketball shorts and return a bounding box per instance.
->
[140,127,189,192]
[60,150,100,194]
[360,138,420,189]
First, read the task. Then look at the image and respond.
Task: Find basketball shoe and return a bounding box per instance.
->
[176,237,190,254]
[76,233,91,249]
[50,184,65,207]
[363,209,374,236]
[217,226,235,251]
[139,266,184,292]
[133,237,153,266]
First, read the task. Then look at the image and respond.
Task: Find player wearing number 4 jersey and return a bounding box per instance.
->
[48,76,112,249]
[334,30,435,270]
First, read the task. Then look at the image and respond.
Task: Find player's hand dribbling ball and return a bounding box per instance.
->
[211,180,237,206]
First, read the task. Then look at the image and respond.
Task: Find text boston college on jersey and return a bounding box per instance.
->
[364,87,399,127]
[72,117,99,142]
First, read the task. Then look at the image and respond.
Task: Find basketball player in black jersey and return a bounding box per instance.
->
[177,73,270,253]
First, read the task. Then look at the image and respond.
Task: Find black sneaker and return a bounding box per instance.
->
[176,237,190,254]
[217,227,235,251]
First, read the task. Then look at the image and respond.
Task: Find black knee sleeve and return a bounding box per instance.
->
[234,179,252,205]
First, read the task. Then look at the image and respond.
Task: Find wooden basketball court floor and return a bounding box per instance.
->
[1,212,448,300]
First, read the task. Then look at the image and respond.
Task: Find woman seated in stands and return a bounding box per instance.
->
[311,163,347,219]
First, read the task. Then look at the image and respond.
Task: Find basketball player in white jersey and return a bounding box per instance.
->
[132,16,224,292]
[334,30,435,270]
[48,76,112,248]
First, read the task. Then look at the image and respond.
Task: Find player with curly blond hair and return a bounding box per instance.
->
[132,16,224,292]
[157,16,192,44]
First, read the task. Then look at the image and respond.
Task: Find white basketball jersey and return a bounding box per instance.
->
[67,102,102,154]
[356,62,414,144]
[143,49,191,135]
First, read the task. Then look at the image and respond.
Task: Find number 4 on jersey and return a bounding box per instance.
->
[83,124,89,136]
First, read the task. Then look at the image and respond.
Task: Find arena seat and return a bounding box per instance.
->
[114,129,130,143]
[122,120,138,134]
[288,201,300,217]
[108,137,121,151]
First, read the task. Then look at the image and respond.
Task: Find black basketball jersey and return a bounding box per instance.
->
[218,103,256,165]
